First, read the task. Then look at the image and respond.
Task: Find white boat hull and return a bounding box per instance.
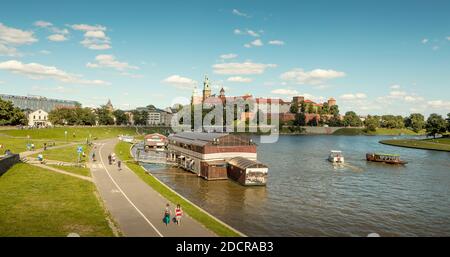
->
[328,156,345,163]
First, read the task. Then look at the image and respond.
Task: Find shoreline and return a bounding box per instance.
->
[380,139,450,152]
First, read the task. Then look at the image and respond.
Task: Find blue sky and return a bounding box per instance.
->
[0,0,449,116]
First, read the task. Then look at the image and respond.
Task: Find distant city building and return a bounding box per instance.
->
[190,75,338,123]
[27,109,51,127]
[0,94,80,113]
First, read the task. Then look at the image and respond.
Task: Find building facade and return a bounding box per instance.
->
[167,132,258,180]
[28,109,51,127]
[0,94,80,113]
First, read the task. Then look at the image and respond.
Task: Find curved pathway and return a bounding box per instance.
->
[89,138,216,237]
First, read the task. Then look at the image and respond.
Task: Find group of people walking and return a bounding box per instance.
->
[108,152,121,170]
[164,203,183,226]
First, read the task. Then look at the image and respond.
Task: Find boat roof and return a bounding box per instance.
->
[374,153,400,157]
[330,150,342,153]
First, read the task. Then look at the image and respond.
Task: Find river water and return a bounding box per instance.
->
[141,135,450,236]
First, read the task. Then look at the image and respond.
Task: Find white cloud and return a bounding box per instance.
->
[390,84,401,89]
[340,93,367,100]
[71,24,110,50]
[0,23,37,45]
[0,60,110,86]
[269,40,285,45]
[244,43,251,48]
[0,43,19,56]
[0,23,37,56]
[39,50,51,55]
[34,21,53,28]
[247,30,260,37]
[220,53,238,59]
[70,24,106,31]
[427,100,450,109]
[87,54,139,71]
[227,76,253,83]
[447,36,450,41]
[421,38,428,44]
[234,29,260,37]
[48,34,68,42]
[271,89,299,95]
[384,89,424,103]
[250,39,263,47]
[212,62,277,75]
[84,30,107,39]
[81,37,111,50]
[232,9,250,18]
[162,75,198,90]
[280,68,346,85]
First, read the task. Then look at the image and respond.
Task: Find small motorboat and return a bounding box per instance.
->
[328,150,345,163]
[366,153,408,165]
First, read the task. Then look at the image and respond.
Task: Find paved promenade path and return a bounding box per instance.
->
[89,139,216,237]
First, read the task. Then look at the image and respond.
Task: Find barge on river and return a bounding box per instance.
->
[167,132,268,186]
[366,153,408,165]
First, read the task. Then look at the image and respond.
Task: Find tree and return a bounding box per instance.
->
[328,115,343,127]
[330,105,340,116]
[289,102,299,114]
[320,102,329,115]
[307,104,315,114]
[294,113,306,126]
[405,113,425,133]
[343,111,362,127]
[447,113,450,132]
[300,102,306,113]
[96,106,114,125]
[113,110,128,125]
[0,99,27,126]
[425,113,447,138]
[132,110,149,126]
[364,115,380,132]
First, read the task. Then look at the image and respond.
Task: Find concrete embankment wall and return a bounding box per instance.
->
[0,154,20,176]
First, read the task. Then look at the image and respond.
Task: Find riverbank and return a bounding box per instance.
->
[115,141,243,237]
[380,137,450,152]
[333,128,424,136]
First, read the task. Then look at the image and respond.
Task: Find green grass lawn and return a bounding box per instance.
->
[32,144,92,163]
[0,136,64,155]
[380,138,450,152]
[0,163,115,236]
[333,128,423,136]
[115,141,241,237]
[0,127,138,142]
[47,164,91,177]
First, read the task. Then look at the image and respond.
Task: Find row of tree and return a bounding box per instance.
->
[364,113,450,137]
[48,106,151,126]
[0,99,27,125]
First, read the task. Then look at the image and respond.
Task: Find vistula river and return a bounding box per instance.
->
[140,135,450,236]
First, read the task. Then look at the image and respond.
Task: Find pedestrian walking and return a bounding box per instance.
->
[31,143,35,151]
[175,204,183,225]
[117,160,121,171]
[92,152,96,162]
[163,203,171,226]
[108,154,112,165]
[43,143,47,151]
[112,153,116,164]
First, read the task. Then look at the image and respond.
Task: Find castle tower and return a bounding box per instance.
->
[327,97,336,107]
[220,87,225,97]
[202,75,211,100]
